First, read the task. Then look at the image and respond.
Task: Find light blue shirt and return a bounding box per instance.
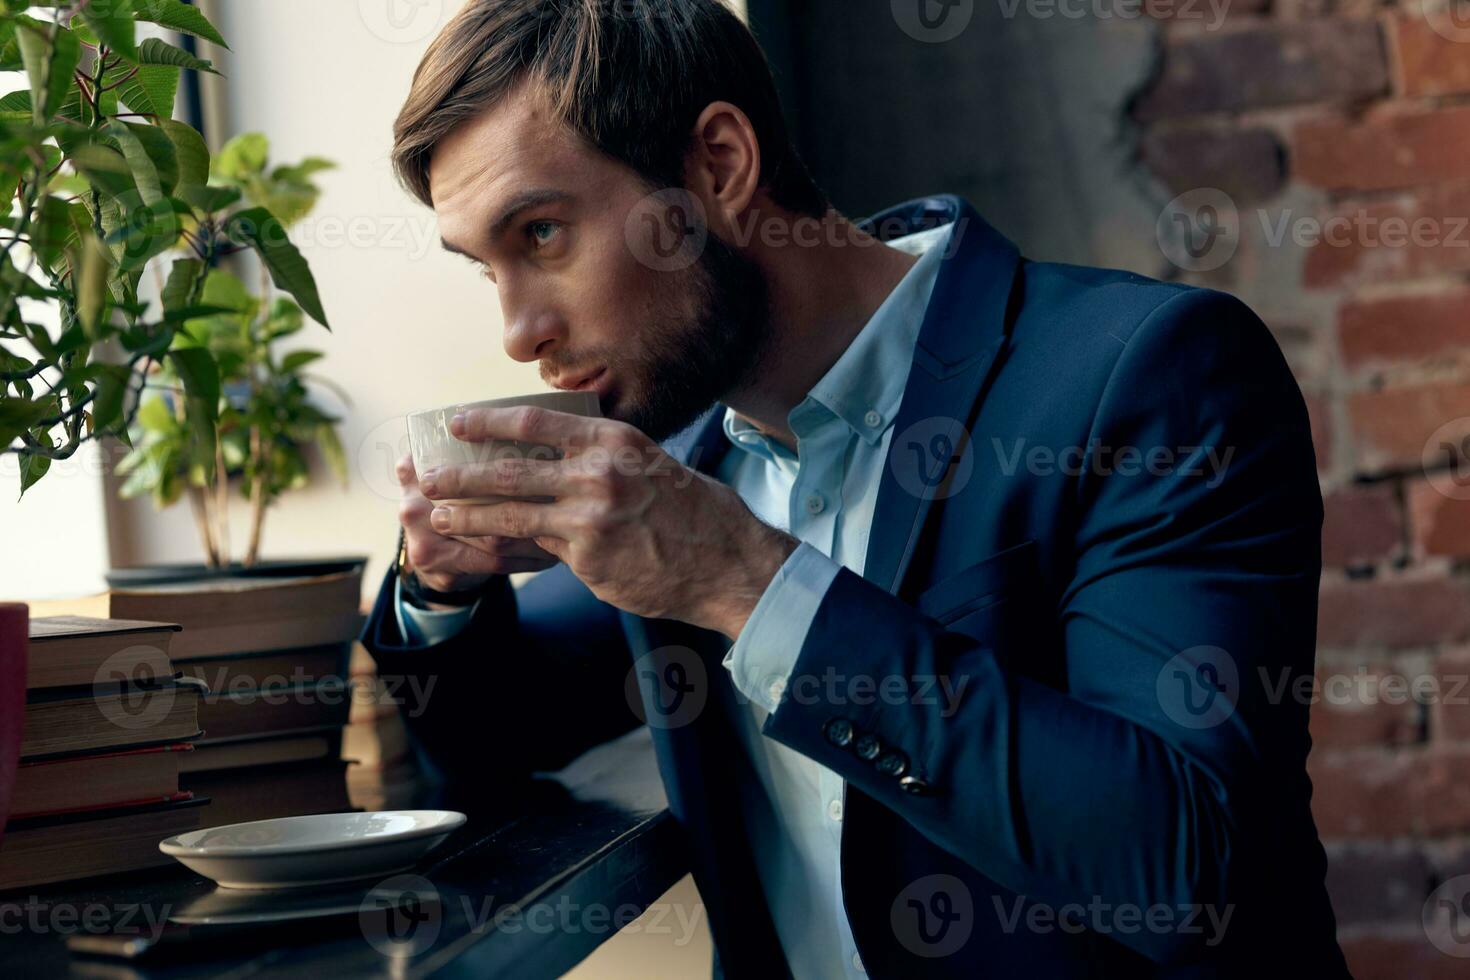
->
[397,223,950,978]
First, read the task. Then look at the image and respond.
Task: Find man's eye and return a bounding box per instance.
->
[528,221,559,248]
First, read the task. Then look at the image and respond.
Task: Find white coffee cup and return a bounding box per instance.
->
[406,390,601,505]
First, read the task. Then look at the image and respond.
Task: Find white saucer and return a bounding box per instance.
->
[159,810,467,890]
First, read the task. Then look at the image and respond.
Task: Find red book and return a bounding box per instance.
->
[10,743,194,820]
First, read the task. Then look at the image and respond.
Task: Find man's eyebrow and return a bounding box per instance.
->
[488,188,573,242]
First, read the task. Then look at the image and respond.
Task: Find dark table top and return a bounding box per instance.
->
[0,728,687,980]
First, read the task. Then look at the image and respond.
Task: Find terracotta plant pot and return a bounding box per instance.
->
[0,603,27,845]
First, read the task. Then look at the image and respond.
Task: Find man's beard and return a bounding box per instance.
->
[595,230,774,443]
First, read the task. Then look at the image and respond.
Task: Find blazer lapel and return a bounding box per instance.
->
[860,198,1022,597]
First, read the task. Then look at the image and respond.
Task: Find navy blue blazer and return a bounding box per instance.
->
[363,196,1348,977]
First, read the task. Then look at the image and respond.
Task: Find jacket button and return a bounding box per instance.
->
[876,750,908,777]
[854,734,882,761]
[899,775,931,796]
[824,718,854,747]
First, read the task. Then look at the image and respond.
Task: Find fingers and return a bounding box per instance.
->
[428,499,563,539]
[452,404,605,451]
[420,456,566,502]
[453,534,557,560]
[396,453,417,488]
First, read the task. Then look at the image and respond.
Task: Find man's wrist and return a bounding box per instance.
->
[708,524,800,639]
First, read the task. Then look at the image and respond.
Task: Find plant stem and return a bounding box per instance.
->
[213,434,230,565]
[246,427,265,567]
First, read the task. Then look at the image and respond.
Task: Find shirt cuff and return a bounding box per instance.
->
[721,541,841,713]
[395,576,481,648]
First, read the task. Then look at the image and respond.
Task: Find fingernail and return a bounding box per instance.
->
[430,507,450,531]
[450,414,466,436]
[420,469,439,496]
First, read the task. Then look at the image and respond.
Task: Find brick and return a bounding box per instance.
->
[1409,479,1470,558]
[1389,10,1470,98]
[1339,288,1470,368]
[1341,934,1470,980]
[1348,383,1470,474]
[1306,393,1333,474]
[1434,648,1470,741]
[1302,182,1470,288]
[1295,105,1470,193]
[1308,747,1470,837]
[1322,484,1403,567]
[1139,124,1284,203]
[1133,21,1388,120]
[1323,844,1432,926]
[1317,576,1470,649]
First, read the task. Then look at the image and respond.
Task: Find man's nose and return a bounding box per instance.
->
[502,309,566,364]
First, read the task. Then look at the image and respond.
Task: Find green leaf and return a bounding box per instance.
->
[79,1,137,60]
[74,232,111,337]
[279,349,323,374]
[88,363,131,435]
[199,269,255,315]
[66,141,137,202]
[135,394,176,434]
[30,196,90,268]
[178,182,239,214]
[0,89,29,123]
[159,119,208,190]
[133,36,217,74]
[129,0,228,49]
[16,20,80,122]
[106,120,178,203]
[262,297,304,340]
[117,64,179,118]
[227,207,329,328]
[317,422,347,486]
[103,196,184,271]
[0,395,50,447]
[167,346,219,416]
[18,426,52,496]
[161,257,204,313]
[213,132,269,182]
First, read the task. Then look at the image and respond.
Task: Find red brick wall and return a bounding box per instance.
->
[1134,5,1470,976]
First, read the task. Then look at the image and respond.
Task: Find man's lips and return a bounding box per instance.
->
[553,367,607,393]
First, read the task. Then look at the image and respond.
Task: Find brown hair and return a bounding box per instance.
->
[391,0,827,217]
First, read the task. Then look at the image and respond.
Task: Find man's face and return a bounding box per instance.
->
[429,86,771,442]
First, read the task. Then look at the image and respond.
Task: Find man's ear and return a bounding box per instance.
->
[684,100,761,238]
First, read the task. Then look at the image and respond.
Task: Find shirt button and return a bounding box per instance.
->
[863,409,883,429]
[804,493,826,515]
[767,677,787,704]
[852,952,866,972]
[827,798,843,822]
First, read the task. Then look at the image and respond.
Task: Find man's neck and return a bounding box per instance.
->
[722,210,920,453]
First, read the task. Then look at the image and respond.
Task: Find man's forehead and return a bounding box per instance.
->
[429,94,566,207]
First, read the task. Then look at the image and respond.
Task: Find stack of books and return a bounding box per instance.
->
[341,643,420,810]
[27,568,364,831]
[1,617,207,891]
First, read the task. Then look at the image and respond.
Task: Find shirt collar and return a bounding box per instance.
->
[722,221,951,456]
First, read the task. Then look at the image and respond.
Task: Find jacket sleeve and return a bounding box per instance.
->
[758,288,1323,965]
[361,562,641,786]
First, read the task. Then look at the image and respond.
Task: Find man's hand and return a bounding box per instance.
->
[396,453,560,594]
[417,407,799,638]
